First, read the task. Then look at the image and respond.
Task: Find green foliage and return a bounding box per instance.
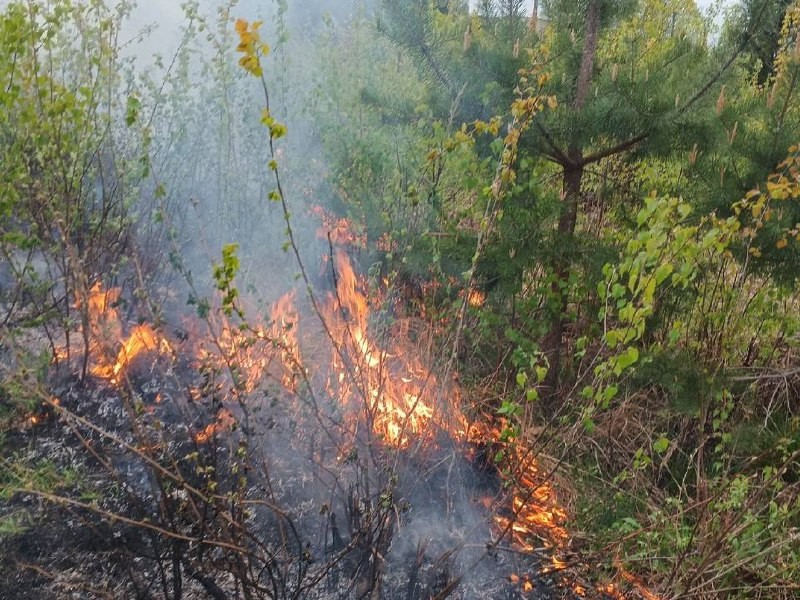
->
[332,1,800,595]
[0,0,155,401]
[1,0,799,597]
[213,243,241,316]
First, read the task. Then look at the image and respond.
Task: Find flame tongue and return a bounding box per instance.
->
[321,248,575,584]
[57,251,618,595]
[270,291,300,390]
[323,250,461,448]
[74,263,581,594]
[90,324,170,383]
[84,283,122,348]
[59,283,172,384]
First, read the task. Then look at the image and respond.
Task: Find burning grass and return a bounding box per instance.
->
[17,218,657,599]
[55,282,173,384]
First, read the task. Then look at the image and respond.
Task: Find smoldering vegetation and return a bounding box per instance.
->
[6,1,800,599]
[0,1,574,599]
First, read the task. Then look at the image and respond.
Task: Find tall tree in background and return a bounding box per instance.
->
[730,0,794,84]
[529,0,716,400]
[375,0,788,404]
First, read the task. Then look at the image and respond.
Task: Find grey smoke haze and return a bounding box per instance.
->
[122,0,371,57]
[0,0,741,594]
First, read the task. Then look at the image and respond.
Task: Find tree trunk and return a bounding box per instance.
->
[573,0,601,110]
[541,0,599,405]
[530,0,539,31]
[542,160,583,403]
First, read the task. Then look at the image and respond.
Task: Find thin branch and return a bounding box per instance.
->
[581,132,649,166]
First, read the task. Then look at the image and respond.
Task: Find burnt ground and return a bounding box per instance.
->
[0,357,587,600]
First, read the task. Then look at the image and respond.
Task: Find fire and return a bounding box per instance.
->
[481,427,568,553]
[82,283,123,350]
[52,218,656,599]
[270,291,301,390]
[194,408,235,444]
[509,573,535,594]
[547,554,568,572]
[321,250,462,447]
[52,345,70,363]
[91,324,171,383]
[467,288,486,307]
[308,237,598,595]
[24,397,61,428]
[310,205,366,248]
[196,291,300,394]
[307,224,580,590]
[62,263,652,600]
[199,323,264,393]
[610,558,662,600]
[53,283,172,383]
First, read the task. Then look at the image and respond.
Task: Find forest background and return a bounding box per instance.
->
[1,0,799,599]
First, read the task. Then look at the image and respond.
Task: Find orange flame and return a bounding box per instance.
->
[467,289,486,307]
[310,205,367,248]
[322,250,463,447]
[196,291,300,394]
[477,424,568,554]
[171,210,658,599]
[55,283,171,383]
[83,283,122,349]
[91,324,171,383]
[194,408,235,444]
[270,291,300,390]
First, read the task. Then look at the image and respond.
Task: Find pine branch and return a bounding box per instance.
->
[677,0,770,114]
[582,132,648,166]
[534,120,573,166]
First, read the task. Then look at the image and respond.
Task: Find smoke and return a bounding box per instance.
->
[125,0,510,589]
[1,0,550,596]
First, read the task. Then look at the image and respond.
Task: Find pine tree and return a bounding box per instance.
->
[376,0,790,404]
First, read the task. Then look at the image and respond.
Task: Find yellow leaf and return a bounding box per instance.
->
[547,95,558,110]
[235,18,248,33]
[777,238,788,249]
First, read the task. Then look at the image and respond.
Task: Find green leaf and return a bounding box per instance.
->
[516,371,528,388]
[582,415,595,433]
[498,400,520,417]
[654,263,674,285]
[602,385,618,405]
[614,346,640,375]
[125,95,140,127]
[605,330,620,349]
